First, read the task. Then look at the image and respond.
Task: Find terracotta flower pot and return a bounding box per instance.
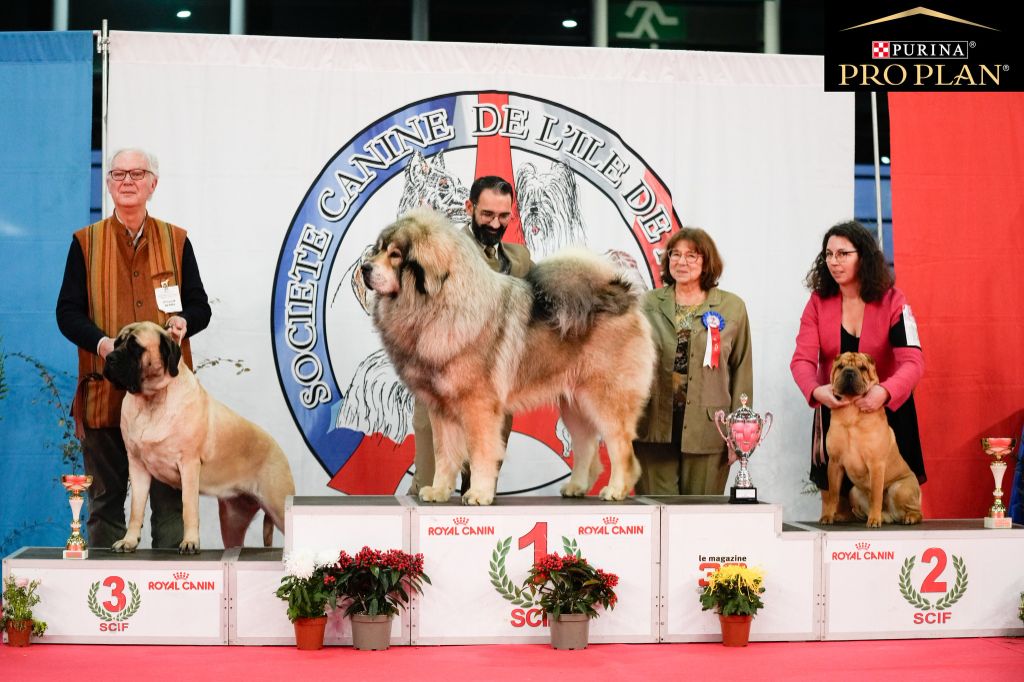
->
[5,620,33,647]
[351,614,392,650]
[550,613,590,650]
[292,615,328,650]
[718,614,753,647]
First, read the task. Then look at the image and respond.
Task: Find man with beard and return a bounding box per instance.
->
[407,175,532,496]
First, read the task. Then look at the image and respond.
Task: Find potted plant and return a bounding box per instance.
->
[698,564,765,647]
[333,546,430,651]
[2,575,47,647]
[275,548,340,650]
[522,552,619,650]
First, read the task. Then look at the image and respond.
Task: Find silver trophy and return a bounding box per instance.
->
[714,394,772,504]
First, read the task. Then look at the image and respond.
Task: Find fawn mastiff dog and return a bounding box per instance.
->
[821,351,922,527]
[103,321,294,553]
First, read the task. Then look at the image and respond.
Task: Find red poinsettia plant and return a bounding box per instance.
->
[333,546,431,618]
[523,552,619,619]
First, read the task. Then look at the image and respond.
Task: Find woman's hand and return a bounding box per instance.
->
[854,384,890,413]
[812,384,851,409]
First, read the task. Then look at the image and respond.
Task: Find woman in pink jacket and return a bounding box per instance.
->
[790,221,925,504]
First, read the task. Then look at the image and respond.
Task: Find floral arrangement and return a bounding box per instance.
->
[699,564,765,617]
[333,546,431,618]
[523,552,619,619]
[275,548,341,622]
[1,575,47,637]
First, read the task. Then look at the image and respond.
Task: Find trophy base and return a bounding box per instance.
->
[63,548,88,559]
[729,486,758,504]
[983,516,1012,529]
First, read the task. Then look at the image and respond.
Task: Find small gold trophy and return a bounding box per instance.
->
[61,473,94,558]
[981,437,1016,529]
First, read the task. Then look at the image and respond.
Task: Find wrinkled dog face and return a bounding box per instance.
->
[830,351,879,399]
[360,218,444,298]
[103,322,181,395]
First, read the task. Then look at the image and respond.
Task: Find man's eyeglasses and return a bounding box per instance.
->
[823,249,857,263]
[668,251,701,264]
[108,169,152,181]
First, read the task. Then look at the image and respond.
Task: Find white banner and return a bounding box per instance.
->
[106,31,854,548]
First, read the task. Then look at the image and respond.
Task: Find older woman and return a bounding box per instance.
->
[790,220,925,510]
[634,228,753,495]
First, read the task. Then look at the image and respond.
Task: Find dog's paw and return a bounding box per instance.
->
[111,538,139,553]
[902,512,923,525]
[462,489,494,506]
[598,485,628,501]
[179,540,200,555]
[560,481,588,498]
[419,485,453,503]
[818,514,835,525]
[866,515,882,528]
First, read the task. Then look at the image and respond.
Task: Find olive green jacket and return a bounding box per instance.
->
[635,285,754,454]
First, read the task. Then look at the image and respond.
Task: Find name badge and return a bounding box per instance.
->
[155,280,183,313]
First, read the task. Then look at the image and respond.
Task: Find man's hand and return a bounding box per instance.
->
[812,384,851,409]
[165,315,187,343]
[98,337,115,359]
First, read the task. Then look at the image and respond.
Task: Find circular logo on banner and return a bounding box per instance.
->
[272,91,680,495]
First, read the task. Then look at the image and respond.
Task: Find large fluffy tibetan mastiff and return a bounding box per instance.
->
[362,208,655,505]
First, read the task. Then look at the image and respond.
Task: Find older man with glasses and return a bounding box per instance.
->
[56,147,212,551]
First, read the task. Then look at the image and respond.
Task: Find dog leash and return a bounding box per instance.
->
[812,405,826,465]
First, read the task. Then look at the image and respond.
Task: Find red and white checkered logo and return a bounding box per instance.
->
[872,41,890,59]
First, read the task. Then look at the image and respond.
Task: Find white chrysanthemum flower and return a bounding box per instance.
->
[315,548,340,568]
[284,548,317,579]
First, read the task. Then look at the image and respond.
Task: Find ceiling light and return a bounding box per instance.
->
[177,10,192,19]
[562,19,578,29]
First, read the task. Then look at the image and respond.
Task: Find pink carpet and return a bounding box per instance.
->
[3,639,1023,681]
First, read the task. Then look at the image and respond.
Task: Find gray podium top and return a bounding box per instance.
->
[9,547,226,561]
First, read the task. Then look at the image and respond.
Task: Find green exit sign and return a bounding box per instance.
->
[610,1,687,45]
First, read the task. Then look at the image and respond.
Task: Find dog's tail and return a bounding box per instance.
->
[263,513,274,547]
[527,248,639,338]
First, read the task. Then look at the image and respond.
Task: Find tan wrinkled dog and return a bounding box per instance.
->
[102,321,295,553]
[822,352,922,527]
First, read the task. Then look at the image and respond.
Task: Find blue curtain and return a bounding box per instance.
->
[1011,424,1023,525]
[0,31,93,557]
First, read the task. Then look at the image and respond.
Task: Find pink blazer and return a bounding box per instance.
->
[790,287,924,410]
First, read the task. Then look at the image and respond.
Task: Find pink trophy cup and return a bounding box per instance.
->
[981,437,1016,529]
[714,394,773,504]
[61,473,94,558]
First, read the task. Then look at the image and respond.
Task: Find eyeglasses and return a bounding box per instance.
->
[823,249,857,263]
[668,251,701,264]
[108,169,152,181]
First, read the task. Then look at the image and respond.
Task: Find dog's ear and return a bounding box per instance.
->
[160,330,182,377]
[404,238,448,297]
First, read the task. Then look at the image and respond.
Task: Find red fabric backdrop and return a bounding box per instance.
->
[889,93,1024,518]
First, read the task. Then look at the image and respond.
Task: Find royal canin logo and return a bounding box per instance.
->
[426,517,495,536]
[578,517,645,536]
[147,571,216,591]
[832,541,895,561]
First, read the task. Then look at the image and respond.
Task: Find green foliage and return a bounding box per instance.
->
[274,549,338,622]
[699,564,765,617]
[1,575,48,637]
[522,545,619,620]
[7,351,83,471]
[334,547,430,618]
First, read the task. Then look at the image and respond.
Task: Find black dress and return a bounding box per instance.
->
[810,326,925,491]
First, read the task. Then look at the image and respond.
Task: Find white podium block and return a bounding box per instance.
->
[658,497,821,642]
[2,547,227,644]
[411,496,660,645]
[285,495,411,553]
[802,519,1024,640]
[227,547,410,646]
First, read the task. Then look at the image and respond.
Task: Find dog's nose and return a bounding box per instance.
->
[360,262,373,275]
